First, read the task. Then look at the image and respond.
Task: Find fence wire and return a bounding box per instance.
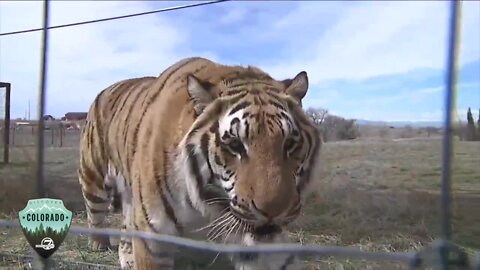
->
[0,220,416,264]
[0,0,231,37]
[1,0,478,269]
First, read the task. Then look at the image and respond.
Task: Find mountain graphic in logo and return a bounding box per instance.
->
[19,198,73,259]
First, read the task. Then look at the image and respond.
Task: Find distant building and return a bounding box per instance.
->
[43,115,55,121]
[63,112,87,121]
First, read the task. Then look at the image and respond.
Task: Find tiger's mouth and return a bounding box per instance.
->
[252,224,282,237]
[200,204,284,242]
[202,187,285,240]
[229,206,283,238]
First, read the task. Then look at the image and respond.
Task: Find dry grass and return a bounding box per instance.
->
[0,136,479,269]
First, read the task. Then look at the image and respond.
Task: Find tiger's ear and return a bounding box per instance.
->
[283,71,309,106]
[187,74,215,115]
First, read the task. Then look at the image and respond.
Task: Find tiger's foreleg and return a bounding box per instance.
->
[130,174,180,270]
[115,173,134,270]
[233,255,301,270]
[78,177,111,250]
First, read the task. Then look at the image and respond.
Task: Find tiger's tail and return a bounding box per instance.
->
[105,161,122,213]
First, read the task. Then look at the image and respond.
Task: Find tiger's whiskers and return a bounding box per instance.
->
[191,207,230,233]
[207,214,235,241]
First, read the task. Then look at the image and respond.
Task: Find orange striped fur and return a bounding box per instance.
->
[78,57,322,270]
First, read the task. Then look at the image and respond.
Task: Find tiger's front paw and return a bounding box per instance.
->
[234,254,303,270]
[109,236,120,250]
[119,254,134,270]
[89,235,110,251]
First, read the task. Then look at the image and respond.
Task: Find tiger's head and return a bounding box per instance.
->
[178,67,321,242]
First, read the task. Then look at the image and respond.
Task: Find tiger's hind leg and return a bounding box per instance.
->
[78,137,113,251]
[78,168,112,251]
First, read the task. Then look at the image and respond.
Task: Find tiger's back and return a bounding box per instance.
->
[78,57,213,249]
[79,57,210,203]
[78,57,322,270]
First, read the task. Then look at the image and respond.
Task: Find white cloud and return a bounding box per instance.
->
[262,1,480,85]
[366,85,444,105]
[302,89,341,109]
[219,6,248,25]
[459,1,480,66]
[0,1,478,120]
[0,1,218,118]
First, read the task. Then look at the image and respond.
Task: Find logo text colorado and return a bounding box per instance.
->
[19,198,72,258]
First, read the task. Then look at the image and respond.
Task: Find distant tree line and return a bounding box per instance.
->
[304,107,359,142]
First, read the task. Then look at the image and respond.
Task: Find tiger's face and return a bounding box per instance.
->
[181,69,321,241]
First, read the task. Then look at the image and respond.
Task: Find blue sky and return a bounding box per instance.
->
[0,1,479,122]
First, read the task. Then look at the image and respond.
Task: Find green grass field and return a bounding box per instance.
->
[0,136,479,269]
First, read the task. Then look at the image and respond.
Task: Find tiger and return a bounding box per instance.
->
[77,57,322,270]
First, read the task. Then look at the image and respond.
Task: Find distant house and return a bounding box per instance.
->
[63,112,88,121]
[43,115,55,121]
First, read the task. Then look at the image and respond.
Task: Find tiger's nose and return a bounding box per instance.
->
[251,200,269,217]
[250,196,301,222]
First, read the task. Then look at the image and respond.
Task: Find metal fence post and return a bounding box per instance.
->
[33,0,50,268]
[439,0,463,269]
[30,247,53,270]
[0,82,10,164]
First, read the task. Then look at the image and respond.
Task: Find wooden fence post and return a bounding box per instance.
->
[60,126,63,147]
[11,127,15,146]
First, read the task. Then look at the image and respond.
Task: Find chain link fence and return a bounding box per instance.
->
[7,125,80,147]
[0,0,479,269]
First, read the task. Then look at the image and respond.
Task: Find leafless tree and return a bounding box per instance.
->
[305,107,328,127]
[304,107,360,142]
[466,107,476,141]
[425,126,440,137]
[477,108,480,140]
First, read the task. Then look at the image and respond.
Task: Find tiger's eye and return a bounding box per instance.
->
[284,138,296,152]
[229,139,244,153]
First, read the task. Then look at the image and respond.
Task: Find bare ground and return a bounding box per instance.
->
[0,137,479,269]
